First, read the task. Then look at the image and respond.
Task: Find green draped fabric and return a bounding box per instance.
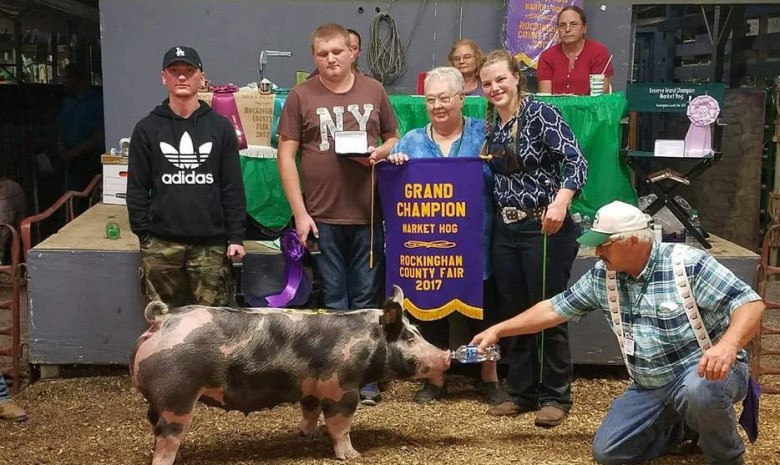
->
[536,93,637,217]
[240,92,290,230]
[389,95,488,135]
[241,92,634,228]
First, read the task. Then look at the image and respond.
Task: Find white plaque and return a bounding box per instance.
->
[334,131,369,156]
[653,139,686,158]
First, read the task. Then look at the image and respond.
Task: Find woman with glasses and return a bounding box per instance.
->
[448,39,484,96]
[537,6,613,95]
[479,49,587,427]
[386,67,502,406]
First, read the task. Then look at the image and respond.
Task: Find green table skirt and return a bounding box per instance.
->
[242,92,635,229]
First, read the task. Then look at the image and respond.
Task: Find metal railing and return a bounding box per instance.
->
[752,223,780,394]
[20,174,102,259]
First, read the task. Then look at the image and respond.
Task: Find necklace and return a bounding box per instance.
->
[429,118,465,157]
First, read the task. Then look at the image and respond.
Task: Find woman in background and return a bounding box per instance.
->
[448,39,484,96]
[537,6,613,95]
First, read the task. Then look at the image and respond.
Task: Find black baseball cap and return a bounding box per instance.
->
[162,46,203,71]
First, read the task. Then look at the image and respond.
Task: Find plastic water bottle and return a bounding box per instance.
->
[105,221,121,240]
[453,344,501,363]
[580,215,592,234]
[687,210,703,243]
[653,224,663,242]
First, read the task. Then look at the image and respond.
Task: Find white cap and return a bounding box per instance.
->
[578,201,650,247]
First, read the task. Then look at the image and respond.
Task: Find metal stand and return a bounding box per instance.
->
[625,152,721,249]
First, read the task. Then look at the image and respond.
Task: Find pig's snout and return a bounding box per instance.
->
[430,349,451,371]
[442,349,452,370]
[413,347,451,378]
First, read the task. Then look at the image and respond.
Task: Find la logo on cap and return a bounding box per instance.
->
[175,47,185,57]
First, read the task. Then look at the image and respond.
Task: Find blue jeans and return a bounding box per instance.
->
[0,374,11,403]
[491,215,579,410]
[592,361,749,465]
[314,222,384,310]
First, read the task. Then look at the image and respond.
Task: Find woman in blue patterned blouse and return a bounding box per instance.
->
[387,67,502,406]
[478,49,588,427]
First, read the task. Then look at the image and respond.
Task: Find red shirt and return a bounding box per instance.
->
[537,39,614,95]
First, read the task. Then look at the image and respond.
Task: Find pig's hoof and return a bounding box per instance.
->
[335,448,361,461]
[298,427,322,439]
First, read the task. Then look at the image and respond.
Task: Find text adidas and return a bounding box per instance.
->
[162,171,215,185]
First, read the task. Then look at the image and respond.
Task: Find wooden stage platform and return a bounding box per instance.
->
[26,203,759,367]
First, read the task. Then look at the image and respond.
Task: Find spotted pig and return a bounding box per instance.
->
[130,285,451,464]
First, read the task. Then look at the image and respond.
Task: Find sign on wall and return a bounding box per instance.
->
[504,0,583,69]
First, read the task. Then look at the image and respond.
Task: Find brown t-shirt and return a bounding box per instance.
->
[277,73,398,224]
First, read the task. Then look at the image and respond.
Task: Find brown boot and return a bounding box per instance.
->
[487,400,537,417]
[534,404,567,428]
[0,401,27,422]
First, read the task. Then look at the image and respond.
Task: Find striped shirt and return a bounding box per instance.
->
[551,242,761,388]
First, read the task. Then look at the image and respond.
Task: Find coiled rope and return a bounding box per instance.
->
[367,12,407,85]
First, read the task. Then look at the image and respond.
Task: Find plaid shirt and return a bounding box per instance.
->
[551,242,761,389]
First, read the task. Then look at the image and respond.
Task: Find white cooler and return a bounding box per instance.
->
[101,154,128,205]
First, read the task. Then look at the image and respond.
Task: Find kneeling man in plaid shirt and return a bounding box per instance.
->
[473,201,764,465]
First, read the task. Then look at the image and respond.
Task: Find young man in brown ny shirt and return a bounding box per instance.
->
[277,23,399,405]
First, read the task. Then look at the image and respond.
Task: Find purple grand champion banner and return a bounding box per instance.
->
[378,158,483,321]
[504,0,582,69]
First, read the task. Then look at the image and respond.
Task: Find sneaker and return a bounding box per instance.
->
[534,404,568,428]
[359,383,382,406]
[487,400,538,417]
[413,382,446,404]
[477,381,505,405]
[0,401,27,422]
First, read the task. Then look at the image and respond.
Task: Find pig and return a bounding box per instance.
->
[130,285,451,465]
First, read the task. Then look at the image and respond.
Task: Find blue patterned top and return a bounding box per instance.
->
[550,242,761,388]
[489,95,587,209]
[391,117,493,279]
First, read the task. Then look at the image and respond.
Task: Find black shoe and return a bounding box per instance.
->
[414,382,446,404]
[669,424,701,456]
[477,381,505,405]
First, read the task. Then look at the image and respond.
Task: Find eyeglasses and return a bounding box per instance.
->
[424,94,457,106]
[599,238,618,248]
[452,54,474,62]
[482,142,525,175]
[558,21,583,29]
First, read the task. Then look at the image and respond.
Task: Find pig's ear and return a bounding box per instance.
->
[380,285,405,341]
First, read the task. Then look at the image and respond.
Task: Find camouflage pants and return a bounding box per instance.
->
[139,237,232,307]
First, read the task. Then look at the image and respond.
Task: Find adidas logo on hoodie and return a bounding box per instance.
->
[160,132,215,185]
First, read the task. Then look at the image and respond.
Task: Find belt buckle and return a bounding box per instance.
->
[502,207,527,224]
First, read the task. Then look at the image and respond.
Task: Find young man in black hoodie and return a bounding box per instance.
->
[127,46,246,307]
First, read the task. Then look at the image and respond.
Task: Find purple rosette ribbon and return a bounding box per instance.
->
[265,229,307,307]
[684,94,720,157]
[687,95,720,126]
[210,84,248,149]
